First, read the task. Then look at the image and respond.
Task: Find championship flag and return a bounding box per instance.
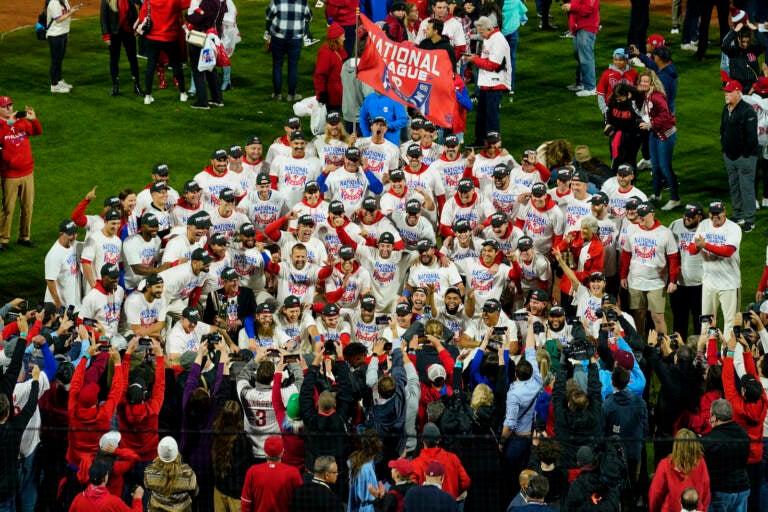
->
[356,14,457,128]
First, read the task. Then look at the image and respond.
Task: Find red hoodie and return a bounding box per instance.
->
[70,484,142,512]
[138,0,190,42]
[117,353,166,461]
[67,359,127,469]
[415,349,455,428]
[272,372,306,469]
[0,118,42,178]
[723,352,768,464]
[648,456,710,512]
[567,0,600,35]
[77,447,140,497]
[412,446,471,499]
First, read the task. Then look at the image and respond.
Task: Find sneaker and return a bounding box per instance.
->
[566,83,583,92]
[50,83,70,94]
[680,42,697,51]
[560,30,574,39]
[59,80,73,90]
[263,31,269,41]
[287,93,302,102]
[271,93,283,101]
[636,158,652,170]
[661,200,681,211]
[209,101,224,107]
[757,199,761,210]
[670,26,680,34]
[180,92,188,102]
[647,194,660,201]
[629,57,645,68]
[190,104,210,110]
[575,89,596,97]
[144,95,154,105]
[508,91,515,103]
[303,36,320,47]
[762,198,768,207]
[736,218,746,226]
[742,222,755,233]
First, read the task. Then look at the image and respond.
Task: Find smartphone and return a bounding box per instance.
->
[487,338,502,351]
[58,305,66,317]
[699,314,713,324]
[81,317,97,328]
[376,316,390,326]
[567,316,581,326]
[283,354,300,363]
[533,321,545,334]
[18,301,28,313]
[733,325,742,338]
[98,344,111,352]
[138,337,153,346]
[741,311,752,319]
[66,304,75,320]
[267,349,281,358]
[492,326,508,336]
[15,111,27,119]
[512,312,529,322]
[36,301,44,313]
[383,341,393,352]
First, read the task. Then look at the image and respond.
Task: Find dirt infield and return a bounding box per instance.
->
[1,0,691,34]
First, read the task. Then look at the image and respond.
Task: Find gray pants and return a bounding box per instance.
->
[725,154,757,223]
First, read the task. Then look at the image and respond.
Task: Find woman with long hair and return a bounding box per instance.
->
[648,428,710,512]
[119,188,139,239]
[211,400,255,512]
[348,430,383,512]
[309,113,355,169]
[100,0,143,97]
[638,69,680,210]
[404,3,421,42]
[47,0,82,93]
[314,23,348,113]
[145,436,198,512]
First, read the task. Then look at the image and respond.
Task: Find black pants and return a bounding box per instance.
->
[144,38,185,95]
[695,0,730,58]
[627,0,650,48]
[755,154,768,199]
[188,44,222,107]
[48,33,68,85]
[670,284,702,337]
[108,30,140,83]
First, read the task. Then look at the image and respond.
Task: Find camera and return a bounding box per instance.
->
[203,332,222,350]
[533,321,545,334]
[512,312,529,321]
[323,338,337,356]
[382,341,392,352]
[487,338,503,351]
[604,309,619,322]
[18,301,28,313]
[669,333,680,350]
[492,326,508,337]
[699,314,713,324]
[562,338,595,360]
[733,325,742,338]
[66,304,75,320]
[98,344,111,352]
[81,317,97,328]
[376,315,390,326]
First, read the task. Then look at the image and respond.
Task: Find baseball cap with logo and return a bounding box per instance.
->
[191,247,214,263]
[625,196,642,211]
[444,135,459,147]
[322,303,340,316]
[219,188,236,203]
[188,211,212,228]
[255,173,271,185]
[482,239,499,250]
[246,136,262,146]
[379,232,395,245]
[636,202,655,217]
[405,199,422,214]
[183,180,202,192]
[345,147,362,161]
[298,214,315,226]
[518,236,534,251]
[361,294,376,311]
[209,232,229,246]
[362,197,377,211]
[326,111,341,125]
[454,218,471,232]
[490,212,508,227]
[416,239,433,252]
[211,149,228,160]
[683,202,704,218]
[396,302,412,316]
[304,180,319,192]
[373,116,388,125]
[529,289,550,302]
[722,80,742,93]
[141,212,159,227]
[570,170,588,183]
[0,97,12,108]
[339,245,355,260]
[616,164,635,176]
[145,274,163,286]
[283,295,301,308]
[492,163,510,178]
[601,294,618,305]
[457,178,474,192]
[485,131,500,144]
[531,182,548,197]
[103,196,121,208]
[285,117,301,129]
[422,120,436,132]
[613,350,635,370]
[150,182,168,194]
[104,209,121,221]
[100,263,120,278]
[289,131,306,141]
[410,118,424,129]
[590,271,607,281]
[255,303,273,314]
[153,163,169,175]
[549,305,566,317]
[388,458,414,476]
[483,299,501,313]
[182,307,201,323]
[647,34,666,48]
[221,267,239,281]
[390,169,405,181]
[589,192,609,205]
[709,200,726,214]
[228,145,243,158]
[556,168,572,181]
[240,223,257,236]
[406,144,422,158]
[328,201,345,215]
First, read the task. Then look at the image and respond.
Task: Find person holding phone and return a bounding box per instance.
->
[47,0,82,93]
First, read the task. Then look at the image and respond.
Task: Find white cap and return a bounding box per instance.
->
[760,301,768,314]
[427,364,447,382]
[158,436,179,463]
[99,430,121,450]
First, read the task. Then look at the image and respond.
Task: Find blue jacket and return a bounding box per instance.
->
[403,484,457,512]
[583,337,646,399]
[637,54,678,112]
[348,460,378,512]
[359,93,408,146]
[601,387,648,461]
[468,348,509,391]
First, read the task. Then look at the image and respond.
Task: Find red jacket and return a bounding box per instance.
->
[0,118,42,178]
[67,359,127,469]
[723,352,768,464]
[416,349,455,428]
[412,446,471,499]
[325,0,357,25]
[314,44,348,107]
[117,354,166,461]
[648,456,710,512]
[384,13,405,42]
[567,0,600,34]
[555,234,604,296]
[240,461,303,512]
[272,372,306,469]
[70,484,142,512]
[139,0,191,42]
[77,447,140,497]
[644,90,677,141]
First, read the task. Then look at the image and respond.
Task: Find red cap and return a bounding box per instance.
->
[327,22,345,39]
[0,97,12,108]
[753,77,768,95]
[613,350,635,370]
[425,460,445,477]
[264,436,284,458]
[646,34,665,48]
[388,458,415,475]
[79,383,100,408]
[721,80,742,93]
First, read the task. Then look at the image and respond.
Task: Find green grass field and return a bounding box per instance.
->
[0,2,764,315]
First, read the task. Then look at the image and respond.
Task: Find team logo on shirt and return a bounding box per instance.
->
[524,213,547,235]
[355,322,377,346]
[339,179,364,201]
[66,253,78,276]
[102,243,121,264]
[633,237,658,260]
[373,261,397,284]
[469,270,493,293]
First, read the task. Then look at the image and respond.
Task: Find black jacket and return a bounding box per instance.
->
[645,347,702,435]
[0,380,39,501]
[186,0,226,35]
[702,420,751,493]
[553,362,603,468]
[203,286,257,336]
[722,29,766,90]
[721,98,759,160]
[565,467,621,511]
[403,484,457,512]
[100,0,140,36]
[601,388,648,461]
[418,35,457,72]
[290,480,344,512]
[373,481,416,512]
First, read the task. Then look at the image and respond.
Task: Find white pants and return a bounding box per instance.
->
[701,284,739,336]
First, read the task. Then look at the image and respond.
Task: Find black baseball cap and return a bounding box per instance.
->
[228,145,243,158]
[709,200,726,214]
[625,196,642,211]
[405,199,422,214]
[152,163,170,176]
[416,239,433,252]
[104,209,121,221]
[289,131,306,141]
[453,218,471,232]
[531,182,548,197]
[482,239,499,250]
[457,178,474,192]
[406,144,422,158]
[103,196,121,208]
[191,247,213,263]
[298,214,315,226]
[396,302,412,316]
[338,245,355,260]
[444,135,459,147]
[529,289,550,302]
[240,223,257,236]
[390,169,406,181]
[328,201,345,215]
[100,263,120,278]
[483,299,501,312]
[219,188,236,203]
[256,173,271,185]
[322,303,340,316]
[556,168,572,181]
[362,197,377,211]
[255,303,273,314]
[211,149,228,160]
[345,147,362,161]
[326,111,341,125]
[492,163,510,178]
[150,182,168,194]
[208,232,229,246]
[485,131,500,143]
[188,211,212,228]
[616,164,635,176]
[410,118,424,129]
[490,212,508,227]
[636,202,655,217]
[141,212,159,227]
[285,117,301,129]
[183,180,201,192]
[246,136,262,146]
[361,294,376,311]
[221,267,239,281]
[684,202,704,218]
[373,116,388,125]
[589,192,609,205]
[518,236,534,250]
[304,181,320,192]
[570,170,588,183]
[379,232,395,244]
[283,295,301,308]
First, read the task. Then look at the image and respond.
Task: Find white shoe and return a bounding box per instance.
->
[50,83,70,93]
[575,89,596,97]
[762,198,768,207]
[566,83,583,91]
[144,95,154,105]
[670,26,680,34]
[629,57,645,68]
[560,30,574,39]
[314,0,324,6]
[661,200,681,211]
[757,200,761,210]
[59,80,73,90]
[180,92,188,102]
[636,158,652,170]
[680,42,697,51]
[263,31,269,41]
[647,194,660,201]
[303,36,320,47]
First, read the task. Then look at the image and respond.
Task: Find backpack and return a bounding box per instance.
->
[438,392,474,437]
[36,0,66,40]
[598,435,630,490]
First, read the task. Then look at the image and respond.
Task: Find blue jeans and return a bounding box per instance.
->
[649,131,679,200]
[505,31,519,92]
[573,30,596,90]
[16,445,39,512]
[475,89,503,144]
[709,489,749,512]
[681,0,700,44]
[724,154,758,223]
[502,437,532,498]
[271,36,302,96]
